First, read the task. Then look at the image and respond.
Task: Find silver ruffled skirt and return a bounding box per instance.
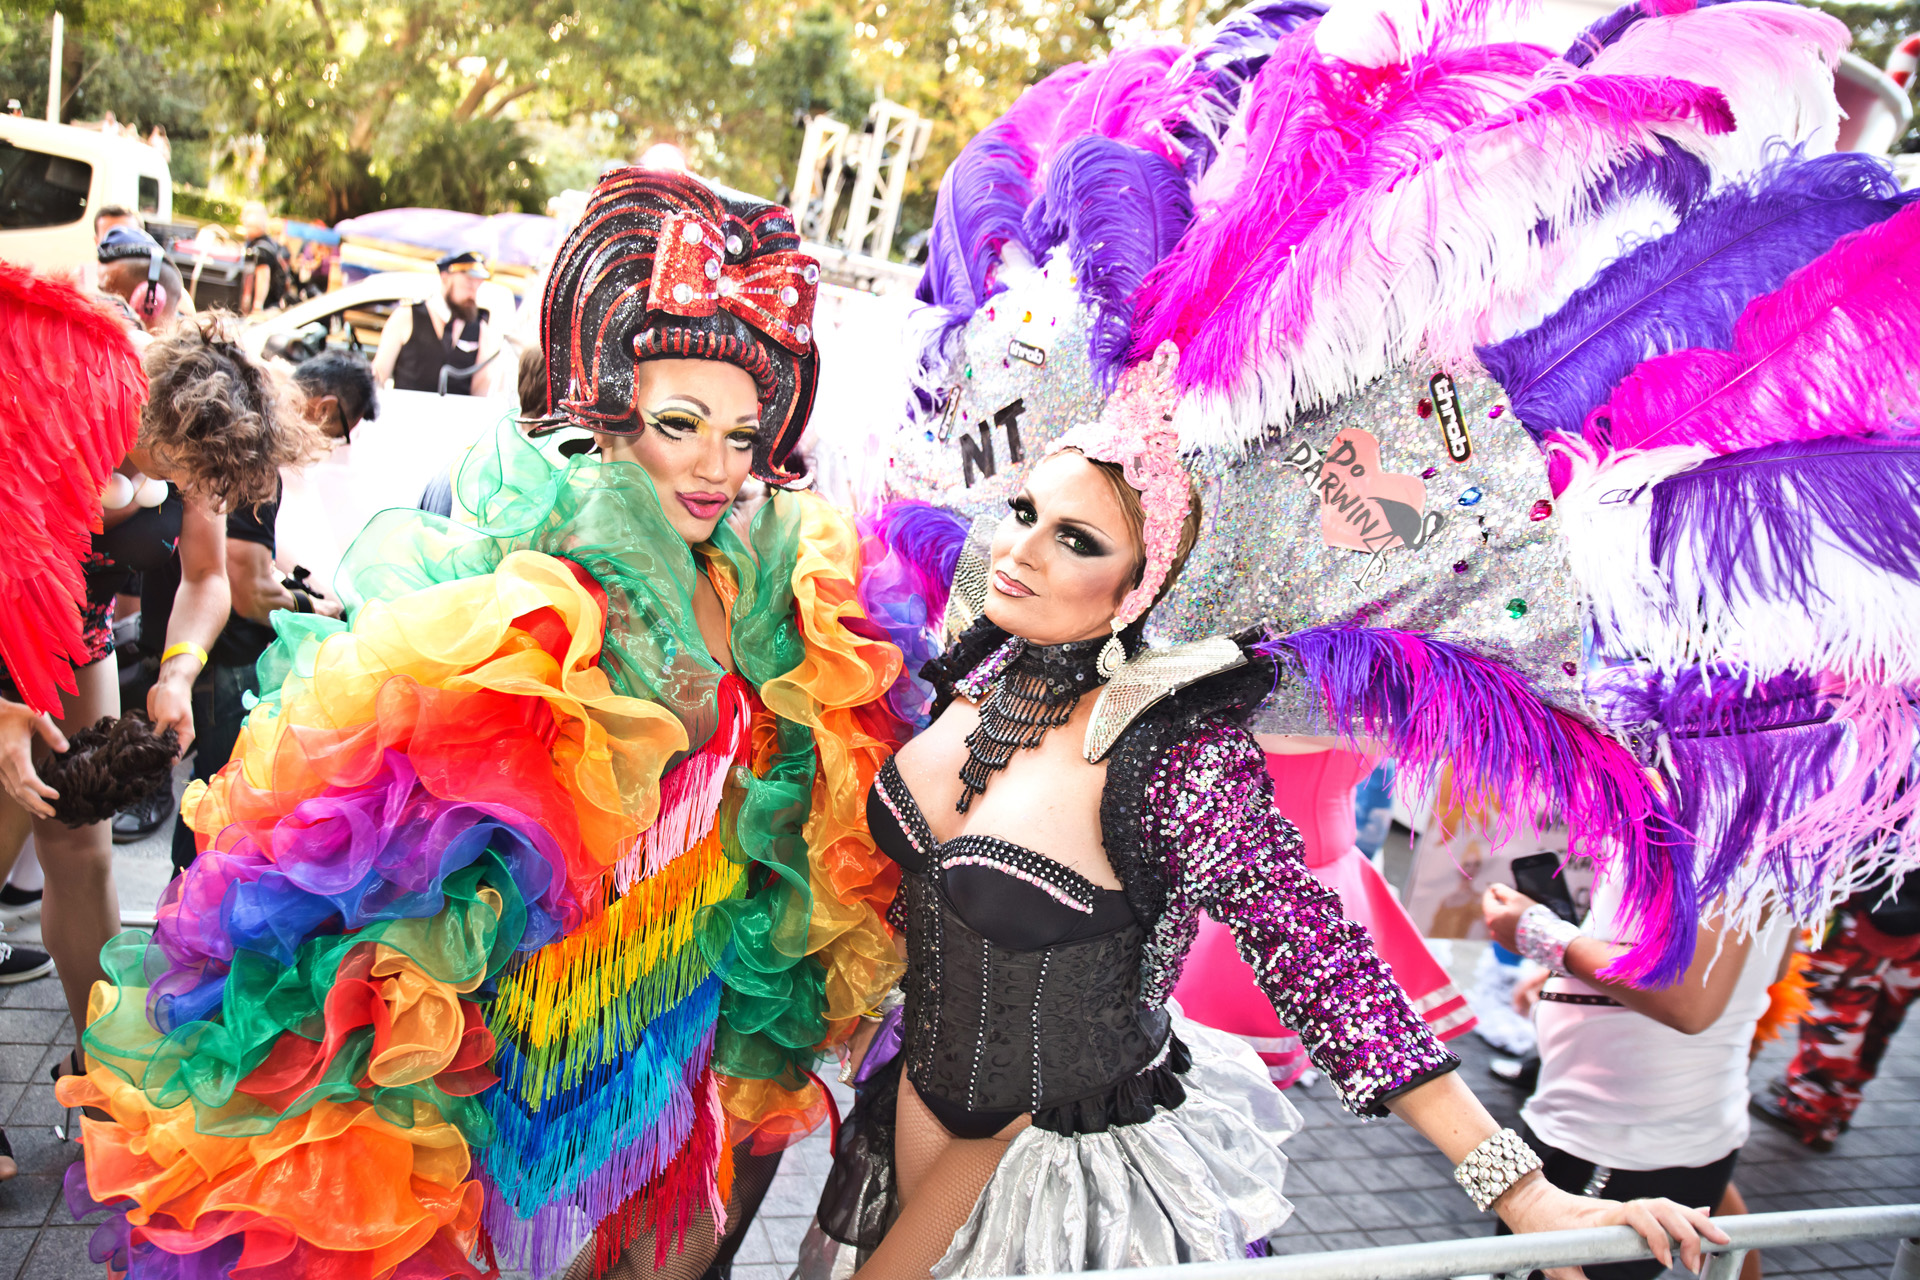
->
[931,1013,1302,1276]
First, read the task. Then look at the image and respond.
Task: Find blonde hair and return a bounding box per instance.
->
[1083,456,1203,607]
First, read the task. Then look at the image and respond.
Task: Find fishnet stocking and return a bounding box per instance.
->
[852,1078,1021,1280]
[565,1144,785,1280]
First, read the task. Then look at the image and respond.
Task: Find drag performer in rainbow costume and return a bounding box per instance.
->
[57,171,910,1279]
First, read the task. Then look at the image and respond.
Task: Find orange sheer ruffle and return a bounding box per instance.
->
[59,1063,482,1274]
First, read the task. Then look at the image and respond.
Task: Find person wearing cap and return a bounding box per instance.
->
[370,249,498,395]
[95,226,184,335]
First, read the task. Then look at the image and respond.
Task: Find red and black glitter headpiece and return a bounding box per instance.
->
[539,168,821,485]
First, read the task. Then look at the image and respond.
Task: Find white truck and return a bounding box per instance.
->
[0,116,172,275]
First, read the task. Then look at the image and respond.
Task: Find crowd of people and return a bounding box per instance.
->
[1,0,1917,1277]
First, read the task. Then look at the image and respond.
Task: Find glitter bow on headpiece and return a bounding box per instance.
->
[649,212,819,353]
[1048,341,1192,631]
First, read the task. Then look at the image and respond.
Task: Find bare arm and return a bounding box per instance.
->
[147,499,229,756]
[230,537,344,624]
[370,304,412,386]
[1486,885,1756,1034]
[471,320,498,396]
[227,537,298,622]
[1387,1072,1724,1276]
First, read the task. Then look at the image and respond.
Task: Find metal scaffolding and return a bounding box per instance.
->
[791,100,931,262]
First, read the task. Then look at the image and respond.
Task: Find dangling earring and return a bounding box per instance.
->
[1096,617,1128,679]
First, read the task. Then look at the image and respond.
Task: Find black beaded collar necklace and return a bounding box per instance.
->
[950,633,1112,813]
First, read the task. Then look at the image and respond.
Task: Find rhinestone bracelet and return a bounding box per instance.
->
[1514,903,1583,977]
[1454,1127,1544,1212]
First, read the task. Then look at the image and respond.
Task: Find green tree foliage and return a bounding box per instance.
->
[0,1,207,178]
[0,0,1244,239]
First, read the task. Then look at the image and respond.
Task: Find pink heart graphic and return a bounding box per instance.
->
[1314,429,1431,553]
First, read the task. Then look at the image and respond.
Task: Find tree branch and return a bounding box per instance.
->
[310,0,337,50]
[483,81,539,119]
[453,61,502,121]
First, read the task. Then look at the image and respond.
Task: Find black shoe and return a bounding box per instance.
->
[1490,1053,1540,1091]
[112,785,174,844]
[0,884,40,928]
[1749,1088,1834,1152]
[0,941,53,985]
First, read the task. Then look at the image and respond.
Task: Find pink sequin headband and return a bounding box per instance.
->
[1046,342,1192,627]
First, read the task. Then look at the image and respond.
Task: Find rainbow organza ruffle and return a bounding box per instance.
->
[61,425,907,1278]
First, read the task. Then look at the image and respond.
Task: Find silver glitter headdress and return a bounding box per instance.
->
[888,253,1581,726]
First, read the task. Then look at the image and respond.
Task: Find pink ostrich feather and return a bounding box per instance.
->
[1160,58,1730,448]
[1590,201,1920,454]
[1584,2,1849,178]
[1035,43,1193,170]
[1129,28,1551,392]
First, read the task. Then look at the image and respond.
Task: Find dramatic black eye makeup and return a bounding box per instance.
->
[1007,492,1111,558]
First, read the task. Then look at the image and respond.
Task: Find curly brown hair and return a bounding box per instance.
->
[140,312,324,511]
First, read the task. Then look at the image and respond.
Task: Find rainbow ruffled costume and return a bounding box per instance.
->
[58,419,909,1278]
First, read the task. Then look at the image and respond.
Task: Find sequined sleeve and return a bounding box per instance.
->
[1147,721,1458,1116]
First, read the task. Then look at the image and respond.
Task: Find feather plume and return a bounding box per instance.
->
[1267,626,1696,985]
[1563,0,1792,67]
[1477,148,1710,345]
[1481,0,1846,351]
[0,263,146,717]
[1035,44,1190,170]
[1024,137,1194,385]
[1552,438,1714,650]
[1131,32,1553,407]
[1583,2,1847,179]
[914,64,1094,315]
[914,126,1041,316]
[1483,151,1917,440]
[1164,63,1732,450]
[1168,0,1329,176]
[1644,439,1920,682]
[1313,0,1511,66]
[1477,149,1711,346]
[1593,665,1920,938]
[1591,201,1920,456]
[856,502,970,728]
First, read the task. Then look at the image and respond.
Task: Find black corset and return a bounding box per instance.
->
[899,868,1184,1136]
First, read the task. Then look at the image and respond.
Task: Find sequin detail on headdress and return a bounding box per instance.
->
[1047,342,1191,627]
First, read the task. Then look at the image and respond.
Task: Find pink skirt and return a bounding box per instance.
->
[1174,848,1476,1088]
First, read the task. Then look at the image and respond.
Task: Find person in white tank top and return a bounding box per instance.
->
[1483,877,1791,1280]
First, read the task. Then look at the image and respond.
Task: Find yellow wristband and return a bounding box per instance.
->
[160,641,209,668]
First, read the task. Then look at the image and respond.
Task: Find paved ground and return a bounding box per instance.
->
[711,1022,1920,1280]
[0,795,1912,1279]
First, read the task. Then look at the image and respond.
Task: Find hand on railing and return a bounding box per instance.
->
[1499,1175,1730,1278]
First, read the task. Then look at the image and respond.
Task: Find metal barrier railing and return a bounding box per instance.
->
[1024,1206,1920,1280]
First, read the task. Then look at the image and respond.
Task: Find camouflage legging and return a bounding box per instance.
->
[1776,910,1920,1144]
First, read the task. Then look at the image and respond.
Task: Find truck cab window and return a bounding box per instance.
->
[0,143,91,229]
